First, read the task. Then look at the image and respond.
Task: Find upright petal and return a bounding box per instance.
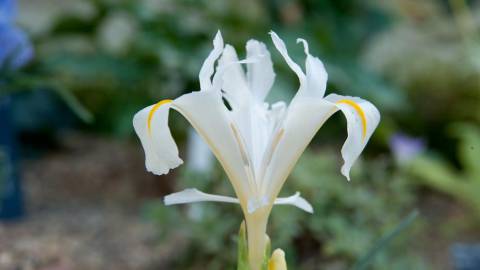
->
[217,44,250,109]
[261,97,337,199]
[269,31,306,85]
[133,100,183,175]
[246,40,275,102]
[199,31,224,91]
[324,94,380,180]
[297,38,328,98]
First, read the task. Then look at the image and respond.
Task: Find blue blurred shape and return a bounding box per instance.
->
[0,0,16,23]
[0,0,33,70]
[389,133,425,164]
[452,243,480,270]
[0,96,24,220]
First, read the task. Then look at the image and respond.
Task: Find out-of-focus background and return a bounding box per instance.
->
[1,0,480,269]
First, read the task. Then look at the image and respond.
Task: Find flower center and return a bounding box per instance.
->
[229,104,286,212]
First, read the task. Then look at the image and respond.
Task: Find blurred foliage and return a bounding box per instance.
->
[12,0,480,153]
[145,150,427,270]
[237,221,250,270]
[0,149,8,197]
[7,0,480,268]
[15,0,410,138]
[352,210,419,270]
[363,0,480,156]
[409,123,480,219]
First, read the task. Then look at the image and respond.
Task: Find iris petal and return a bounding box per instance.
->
[246,39,275,102]
[133,101,183,175]
[324,94,380,180]
[199,30,224,91]
[164,188,314,213]
[269,31,305,84]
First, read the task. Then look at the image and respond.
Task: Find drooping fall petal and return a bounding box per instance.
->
[133,100,183,175]
[324,94,380,180]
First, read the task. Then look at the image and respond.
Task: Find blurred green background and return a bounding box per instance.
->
[1,0,480,269]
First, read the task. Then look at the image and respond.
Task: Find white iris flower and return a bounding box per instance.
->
[133,31,380,270]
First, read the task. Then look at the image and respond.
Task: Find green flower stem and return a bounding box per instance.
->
[237,222,249,270]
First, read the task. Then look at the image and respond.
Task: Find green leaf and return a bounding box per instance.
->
[352,210,419,270]
[449,123,480,177]
[237,221,249,270]
[53,88,94,123]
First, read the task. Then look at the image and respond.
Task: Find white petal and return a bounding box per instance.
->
[133,90,253,207]
[199,30,224,91]
[133,101,183,175]
[269,31,306,84]
[266,101,287,138]
[261,97,337,198]
[172,90,252,206]
[164,188,313,213]
[297,38,328,98]
[217,44,250,109]
[274,192,313,213]
[246,40,275,102]
[164,188,238,205]
[324,94,380,180]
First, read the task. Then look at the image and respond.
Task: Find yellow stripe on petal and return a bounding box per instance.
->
[147,99,173,135]
[336,99,367,140]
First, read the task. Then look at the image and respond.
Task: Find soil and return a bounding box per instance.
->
[0,133,180,270]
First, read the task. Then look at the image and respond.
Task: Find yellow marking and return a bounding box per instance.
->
[147,99,173,134]
[336,99,367,140]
